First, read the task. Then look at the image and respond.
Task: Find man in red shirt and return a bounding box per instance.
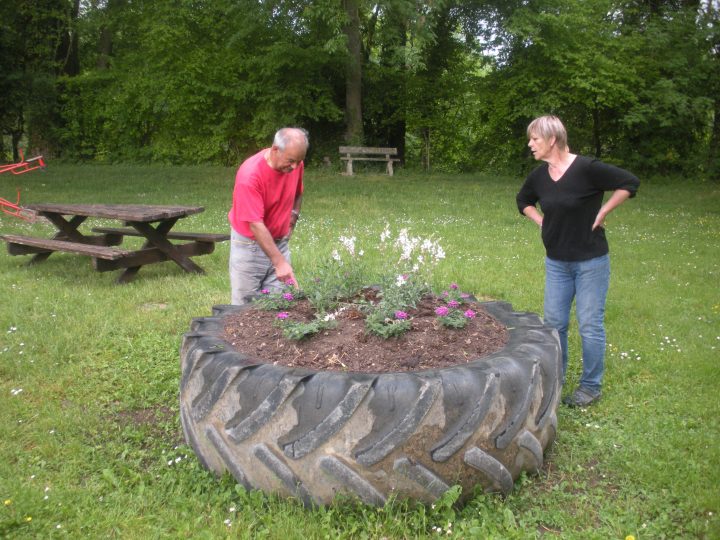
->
[228,127,307,304]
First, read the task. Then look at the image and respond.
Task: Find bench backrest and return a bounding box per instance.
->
[339,146,398,156]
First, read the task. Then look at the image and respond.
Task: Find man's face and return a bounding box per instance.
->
[271,143,306,173]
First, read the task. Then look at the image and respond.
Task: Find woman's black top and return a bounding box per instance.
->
[516,156,639,262]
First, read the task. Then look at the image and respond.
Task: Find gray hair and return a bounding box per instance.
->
[527,115,568,150]
[273,127,309,152]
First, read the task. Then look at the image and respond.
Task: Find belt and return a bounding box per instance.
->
[233,234,288,245]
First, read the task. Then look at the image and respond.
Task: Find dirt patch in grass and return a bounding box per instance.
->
[114,405,184,446]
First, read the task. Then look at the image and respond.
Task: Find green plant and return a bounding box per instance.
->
[253,282,304,311]
[301,237,367,313]
[363,308,413,338]
[274,312,338,341]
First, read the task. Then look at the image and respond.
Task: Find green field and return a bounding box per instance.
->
[1,165,718,538]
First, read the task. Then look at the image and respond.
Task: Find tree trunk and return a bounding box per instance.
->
[342,0,363,145]
[592,105,602,158]
[57,0,81,76]
[708,97,720,180]
[96,26,113,69]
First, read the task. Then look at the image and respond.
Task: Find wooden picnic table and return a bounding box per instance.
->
[1,203,229,283]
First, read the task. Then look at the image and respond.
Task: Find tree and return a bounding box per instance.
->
[0,0,76,159]
[342,0,364,144]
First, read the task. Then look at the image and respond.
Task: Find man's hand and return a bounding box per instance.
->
[249,221,299,288]
[274,259,298,288]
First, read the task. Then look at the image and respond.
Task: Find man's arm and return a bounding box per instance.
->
[249,221,298,287]
[290,193,303,232]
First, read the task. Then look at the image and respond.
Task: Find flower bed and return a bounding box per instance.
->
[223,288,509,373]
[179,229,562,506]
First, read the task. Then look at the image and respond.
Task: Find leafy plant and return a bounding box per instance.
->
[253,282,304,311]
[302,236,367,313]
[274,313,338,341]
[364,308,413,339]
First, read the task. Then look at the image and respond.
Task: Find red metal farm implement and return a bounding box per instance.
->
[1,149,46,221]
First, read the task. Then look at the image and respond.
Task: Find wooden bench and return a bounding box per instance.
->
[91,227,229,243]
[2,234,129,260]
[339,146,400,176]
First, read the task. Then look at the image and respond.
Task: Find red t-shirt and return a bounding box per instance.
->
[228,149,304,239]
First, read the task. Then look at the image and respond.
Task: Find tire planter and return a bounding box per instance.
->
[179,300,561,507]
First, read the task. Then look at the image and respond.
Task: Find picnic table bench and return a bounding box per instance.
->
[1,203,229,283]
[339,146,400,176]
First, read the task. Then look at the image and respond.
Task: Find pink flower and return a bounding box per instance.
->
[464,309,476,319]
[435,306,449,317]
[286,278,296,286]
[448,300,460,308]
[394,310,408,320]
[450,283,459,290]
[460,293,470,299]
[276,312,289,320]
[260,289,270,295]
[282,293,294,301]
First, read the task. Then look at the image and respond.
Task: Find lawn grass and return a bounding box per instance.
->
[1,165,718,539]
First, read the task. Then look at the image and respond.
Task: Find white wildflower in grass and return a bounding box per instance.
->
[11,388,23,396]
[380,225,391,243]
[331,249,341,262]
[395,228,419,262]
[339,235,356,256]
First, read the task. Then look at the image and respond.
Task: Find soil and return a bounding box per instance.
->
[222,292,509,373]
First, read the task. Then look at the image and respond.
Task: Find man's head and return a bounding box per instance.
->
[267,127,309,173]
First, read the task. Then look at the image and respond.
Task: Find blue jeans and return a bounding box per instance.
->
[544,254,610,392]
[229,229,291,305]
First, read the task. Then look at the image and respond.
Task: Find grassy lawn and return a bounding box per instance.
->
[1,165,718,539]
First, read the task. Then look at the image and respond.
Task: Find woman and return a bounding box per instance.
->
[516,115,639,407]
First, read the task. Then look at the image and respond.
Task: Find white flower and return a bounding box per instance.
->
[396,274,407,287]
[339,235,356,256]
[331,249,341,262]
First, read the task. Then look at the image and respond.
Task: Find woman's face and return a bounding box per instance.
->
[528,132,554,161]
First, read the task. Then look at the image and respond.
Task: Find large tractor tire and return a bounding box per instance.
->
[179,301,561,507]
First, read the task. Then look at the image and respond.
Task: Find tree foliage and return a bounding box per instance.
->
[1,0,717,177]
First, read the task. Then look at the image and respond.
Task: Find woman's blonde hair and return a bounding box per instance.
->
[527,115,568,150]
